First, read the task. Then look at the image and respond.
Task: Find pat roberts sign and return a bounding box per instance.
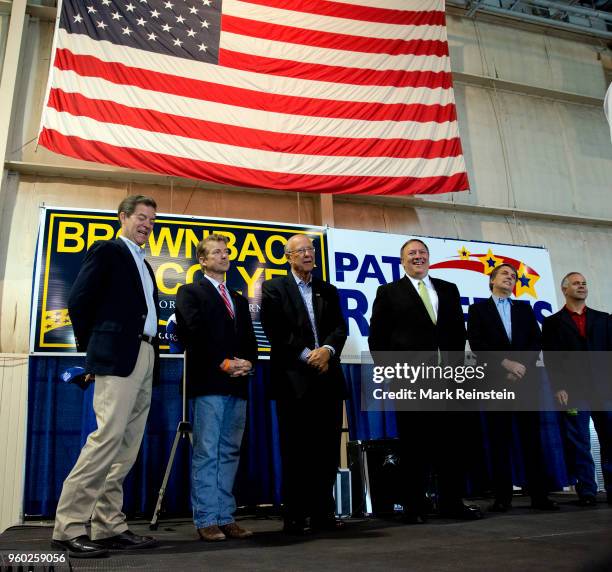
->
[327,228,557,363]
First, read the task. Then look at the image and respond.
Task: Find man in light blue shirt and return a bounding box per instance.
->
[468,263,555,512]
[53,195,160,557]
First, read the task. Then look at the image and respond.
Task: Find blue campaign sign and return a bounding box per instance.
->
[328,228,557,363]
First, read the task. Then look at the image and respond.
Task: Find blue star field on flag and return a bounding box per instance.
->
[60,0,221,63]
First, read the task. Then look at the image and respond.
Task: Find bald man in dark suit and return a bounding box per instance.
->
[261,234,348,535]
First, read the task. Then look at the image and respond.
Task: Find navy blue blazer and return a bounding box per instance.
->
[68,238,160,383]
[467,297,541,381]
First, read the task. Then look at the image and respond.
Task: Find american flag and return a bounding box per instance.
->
[39,0,469,196]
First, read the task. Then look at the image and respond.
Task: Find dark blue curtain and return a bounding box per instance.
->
[25,357,282,518]
[343,364,570,495]
[25,359,571,519]
[344,364,398,441]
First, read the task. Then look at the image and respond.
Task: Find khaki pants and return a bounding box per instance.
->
[53,342,154,540]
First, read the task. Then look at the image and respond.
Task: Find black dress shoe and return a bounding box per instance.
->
[283,519,311,535]
[95,530,158,549]
[531,498,560,511]
[577,496,597,507]
[439,504,483,520]
[51,535,108,559]
[401,513,427,524]
[311,517,346,531]
[489,500,512,513]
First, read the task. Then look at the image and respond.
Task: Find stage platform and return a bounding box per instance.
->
[1,494,611,571]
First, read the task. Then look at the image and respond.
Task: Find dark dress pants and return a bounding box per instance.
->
[396,411,468,515]
[276,390,343,522]
[486,411,548,503]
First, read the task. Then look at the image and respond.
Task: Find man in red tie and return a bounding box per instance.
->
[176,234,258,541]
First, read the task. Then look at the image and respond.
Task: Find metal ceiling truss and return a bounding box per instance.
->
[449,0,612,41]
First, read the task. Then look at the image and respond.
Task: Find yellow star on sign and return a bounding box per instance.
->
[515,262,540,298]
[458,246,471,260]
[478,248,504,275]
[42,308,72,334]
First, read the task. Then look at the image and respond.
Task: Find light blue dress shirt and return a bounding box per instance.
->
[119,236,157,337]
[494,296,513,342]
[291,272,335,362]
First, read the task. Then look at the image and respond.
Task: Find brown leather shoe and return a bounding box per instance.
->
[197,525,226,542]
[219,522,253,539]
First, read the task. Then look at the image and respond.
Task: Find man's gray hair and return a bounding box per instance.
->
[561,272,584,289]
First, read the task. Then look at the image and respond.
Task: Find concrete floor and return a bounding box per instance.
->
[1,495,611,571]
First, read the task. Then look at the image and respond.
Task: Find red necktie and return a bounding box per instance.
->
[219,283,235,319]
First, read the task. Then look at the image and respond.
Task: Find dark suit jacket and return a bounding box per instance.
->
[368,276,466,356]
[467,297,542,380]
[176,278,258,399]
[68,238,160,382]
[260,274,348,400]
[542,306,612,398]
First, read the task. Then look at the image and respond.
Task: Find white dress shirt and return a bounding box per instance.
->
[203,273,235,315]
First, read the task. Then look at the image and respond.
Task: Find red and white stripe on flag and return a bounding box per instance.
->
[39,0,469,196]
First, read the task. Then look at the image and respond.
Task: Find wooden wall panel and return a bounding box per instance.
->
[0,354,28,533]
[134,184,318,225]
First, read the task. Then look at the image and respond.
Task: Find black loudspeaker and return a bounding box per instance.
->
[347,439,403,516]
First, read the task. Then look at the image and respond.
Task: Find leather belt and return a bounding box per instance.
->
[140,334,155,344]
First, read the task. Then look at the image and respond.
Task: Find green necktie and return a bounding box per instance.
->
[418,280,436,324]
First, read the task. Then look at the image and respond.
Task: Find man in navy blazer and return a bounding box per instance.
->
[468,263,557,512]
[369,238,482,523]
[52,195,159,557]
[542,272,612,505]
[261,233,348,535]
[176,234,257,541]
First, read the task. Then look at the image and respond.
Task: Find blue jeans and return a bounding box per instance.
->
[563,411,597,497]
[191,395,247,528]
[563,408,612,497]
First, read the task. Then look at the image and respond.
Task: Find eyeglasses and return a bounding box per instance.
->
[287,247,315,256]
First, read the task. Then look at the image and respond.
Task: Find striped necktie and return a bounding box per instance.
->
[219,283,235,319]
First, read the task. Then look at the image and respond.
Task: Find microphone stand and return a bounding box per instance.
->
[150,351,192,530]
